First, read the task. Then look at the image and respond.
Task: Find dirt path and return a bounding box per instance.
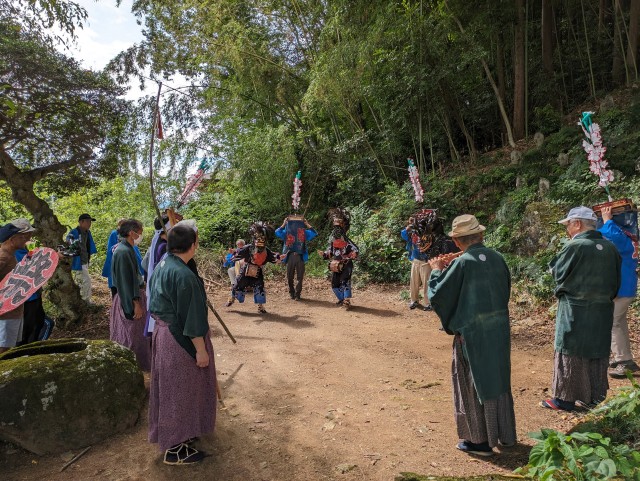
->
[2,278,632,481]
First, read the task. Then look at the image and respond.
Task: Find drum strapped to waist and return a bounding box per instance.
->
[329,260,345,273]
[245,264,260,278]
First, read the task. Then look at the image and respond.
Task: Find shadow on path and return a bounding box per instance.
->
[296,298,338,308]
[483,443,531,471]
[220,362,244,390]
[231,310,314,329]
[348,305,400,317]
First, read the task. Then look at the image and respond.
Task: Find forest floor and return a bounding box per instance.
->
[2,275,638,481]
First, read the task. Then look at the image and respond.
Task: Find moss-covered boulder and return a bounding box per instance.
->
[0,339,145,455]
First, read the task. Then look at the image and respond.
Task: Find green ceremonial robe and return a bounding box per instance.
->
[549,230,621,359]
[149,253,209,358]
[428,243,511,403]
[111,241,142,318]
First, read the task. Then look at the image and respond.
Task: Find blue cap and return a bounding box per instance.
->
[0,223,22,243]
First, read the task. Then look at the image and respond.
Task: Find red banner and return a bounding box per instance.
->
[0,247,59,316]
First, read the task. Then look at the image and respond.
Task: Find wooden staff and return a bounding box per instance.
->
[206,299,236,344]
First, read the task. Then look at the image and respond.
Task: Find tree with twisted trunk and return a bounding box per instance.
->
[0,18,129,327]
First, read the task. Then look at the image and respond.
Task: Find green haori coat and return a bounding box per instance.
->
[428,243,512,403]
[149,253,209,359]
[111,240,143,318]
[549,230,621,359]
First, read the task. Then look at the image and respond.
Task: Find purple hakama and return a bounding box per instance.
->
[109,289,151,372]
[148,318,217,451]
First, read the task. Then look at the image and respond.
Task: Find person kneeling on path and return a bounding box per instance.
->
[598,205,640,378]
[226,222,280,314]
[428,214,516,457]
[319,208,359,309]
[275,216,317,301]
[542,206,621,412]
[148,224,217,465]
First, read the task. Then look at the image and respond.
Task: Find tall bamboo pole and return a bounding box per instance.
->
[580,0,597,98]
[148,82,166,235]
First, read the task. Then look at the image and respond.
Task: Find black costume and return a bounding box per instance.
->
[321,208,358,306]
[228,222,279,312]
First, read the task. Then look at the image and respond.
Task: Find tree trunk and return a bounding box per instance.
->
[448,7,516,147]
[0,149,86,328]
[513,0,526,140]
[542,0,555,76]
[542,0,561,109]
[495,33,507,134]
[599,0,608,35]
[626,0,640,83]
[612,0,626,85]
[440,86,478,162]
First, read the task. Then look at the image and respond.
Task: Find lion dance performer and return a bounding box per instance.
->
[319,208,359,309]
[401,209,458,311]
[225,222,280,313]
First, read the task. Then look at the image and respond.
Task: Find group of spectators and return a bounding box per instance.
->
[427,205,638,457]
[0,201,637,463]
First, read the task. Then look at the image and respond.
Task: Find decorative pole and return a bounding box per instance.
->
[292,170,302,212]
[148,82,167,234]
[407,157,424,203]
[578,112,614,201]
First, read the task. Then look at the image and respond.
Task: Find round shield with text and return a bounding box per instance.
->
[0,247,59,316]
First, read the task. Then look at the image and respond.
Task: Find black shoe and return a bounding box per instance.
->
[294,295,301,301]
[163,443,205,465]
[423,305,433,311]
[289,293,295,300]
[456,440,494,457]
[336,300,344,306]
[409,301,421,310]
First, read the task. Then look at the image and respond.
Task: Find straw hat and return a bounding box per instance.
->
[448,214,486,238]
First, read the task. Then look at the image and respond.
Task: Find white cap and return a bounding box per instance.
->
[174,219,198,233]
[558,206,597,225]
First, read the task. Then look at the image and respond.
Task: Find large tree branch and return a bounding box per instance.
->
[29,148,93,181]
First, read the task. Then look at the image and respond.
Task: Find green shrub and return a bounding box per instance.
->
[574,375,640,447]
[533,104,562,136]
[517,428,640,480]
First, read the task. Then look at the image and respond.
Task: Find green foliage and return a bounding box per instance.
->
[183,178,256,249]
[575,375,640,448]
[533,105,562,136]
[517,428,640,480]
[348,183,416,283]
[52,176,160,272]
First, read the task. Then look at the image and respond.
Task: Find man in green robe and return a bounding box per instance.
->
[542,206,621,412]
[428,214,516,457]
[148,223,217,465]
